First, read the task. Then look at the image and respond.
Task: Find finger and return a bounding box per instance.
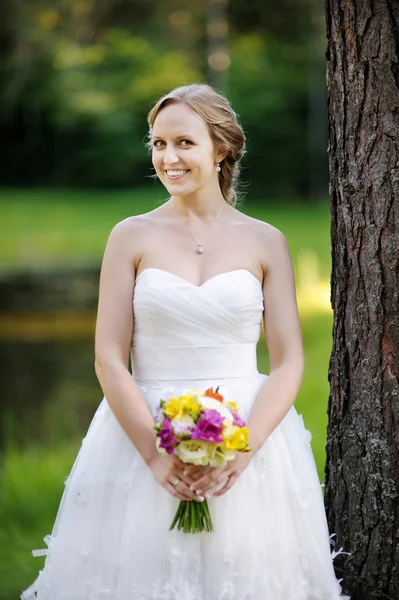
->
[180,483,205,502]
[186,468,205,480]
[176,471,197,488]
[165,482,187,501]
[168,481,195,501]
[181,465,205,478]
[196,472,232,496]
[213,473,238,497]
[173,480,205,502]
[180,467,204,482]
[173,457,201,481]
[179,470,203,484]
[179,463,196,473]
[189,469,224,492]
[176,459,197,472]
[169,464,197,487]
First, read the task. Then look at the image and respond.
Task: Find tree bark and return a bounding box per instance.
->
[325,1,399,599]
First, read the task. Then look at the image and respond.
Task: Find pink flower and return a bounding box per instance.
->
[158,419,177,454]
[232,412,246,428]
[191,409,224,443]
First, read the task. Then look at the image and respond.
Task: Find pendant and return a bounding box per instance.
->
[196,246,204,254]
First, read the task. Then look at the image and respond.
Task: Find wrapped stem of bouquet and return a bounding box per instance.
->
[154,387,251,534]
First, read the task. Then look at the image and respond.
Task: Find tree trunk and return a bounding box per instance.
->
[325,1,399,599]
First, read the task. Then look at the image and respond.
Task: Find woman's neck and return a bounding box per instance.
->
[170,190,226,220]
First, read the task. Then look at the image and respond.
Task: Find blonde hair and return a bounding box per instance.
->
[147,83,246,206]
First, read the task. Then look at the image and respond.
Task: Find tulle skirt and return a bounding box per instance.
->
[21,374,350,600]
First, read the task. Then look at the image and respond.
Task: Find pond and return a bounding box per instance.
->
[0,267,102,451]
[0,335,102,452]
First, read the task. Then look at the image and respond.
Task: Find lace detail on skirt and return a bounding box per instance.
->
[21,382,351,600]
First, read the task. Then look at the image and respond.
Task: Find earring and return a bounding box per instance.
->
[216,163,221,172]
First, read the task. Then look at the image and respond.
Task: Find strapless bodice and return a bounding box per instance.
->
[131,268,264,381]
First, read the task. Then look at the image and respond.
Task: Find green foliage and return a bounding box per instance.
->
[229,33,313,197]
[50,30,202,185]
[1,26,201,187]
[0,1,326,195]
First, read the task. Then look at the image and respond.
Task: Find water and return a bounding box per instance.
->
[0,337,101,451]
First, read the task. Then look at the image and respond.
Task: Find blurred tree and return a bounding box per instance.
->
[229,0,312,41]
[207,0,229,91]
[307,0,328,200]
[0,0,327,198]
[325,1,399,599]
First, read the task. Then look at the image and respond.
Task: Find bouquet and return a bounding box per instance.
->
[154,386,251,534]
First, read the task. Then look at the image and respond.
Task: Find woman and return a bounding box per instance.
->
[22,83,349,599]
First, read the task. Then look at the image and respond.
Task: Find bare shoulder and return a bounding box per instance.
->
[109,206,163,239]
[247,214,285,242]
[104,206,165,260]
[231,209,290,272]
[231,208,284,239]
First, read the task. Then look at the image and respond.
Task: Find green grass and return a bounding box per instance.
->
[256,312,332,482]
[0,443,78,600]
[0,187,162,271]
[0,187,331,277]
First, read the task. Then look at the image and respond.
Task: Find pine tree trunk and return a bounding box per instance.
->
[325,1,399,598]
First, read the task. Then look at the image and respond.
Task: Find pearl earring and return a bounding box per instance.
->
[216,164,221,172]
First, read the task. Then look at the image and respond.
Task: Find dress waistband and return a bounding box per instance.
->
[131,343,258,382]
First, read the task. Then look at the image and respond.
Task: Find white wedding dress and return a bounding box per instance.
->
[22,268,350,600]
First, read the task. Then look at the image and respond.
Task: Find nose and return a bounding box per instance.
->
[163,144,179,165]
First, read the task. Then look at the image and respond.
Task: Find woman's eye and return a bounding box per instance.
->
[152,139,192,148]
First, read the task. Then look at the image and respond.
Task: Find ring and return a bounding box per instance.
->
[172,478,180,489]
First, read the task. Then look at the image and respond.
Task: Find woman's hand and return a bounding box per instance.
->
[147,453,205,502]
[184,452,253,499]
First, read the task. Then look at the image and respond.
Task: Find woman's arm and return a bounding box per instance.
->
[188,226,304,498]
[94,218,202,501]
[94,219,157,465]
[246,227,305,452]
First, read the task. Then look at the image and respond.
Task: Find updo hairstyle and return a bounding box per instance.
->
[147,83,246,206]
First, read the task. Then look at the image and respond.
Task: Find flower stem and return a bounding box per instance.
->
[169,500,214,534]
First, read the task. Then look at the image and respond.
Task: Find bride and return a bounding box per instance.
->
[22,83,349,599]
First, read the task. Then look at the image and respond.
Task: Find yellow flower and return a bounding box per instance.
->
[222,426,250,451]
[208,443,236,468]
[164,394,201,421]
[226,400,238,412]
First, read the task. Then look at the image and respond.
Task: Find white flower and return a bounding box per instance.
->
[176,440,212,465]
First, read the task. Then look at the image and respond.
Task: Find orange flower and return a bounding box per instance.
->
[204,386,224,402]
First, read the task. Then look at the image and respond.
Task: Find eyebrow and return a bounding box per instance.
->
[151,134,195,139]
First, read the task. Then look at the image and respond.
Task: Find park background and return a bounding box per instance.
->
[0,1,332,598]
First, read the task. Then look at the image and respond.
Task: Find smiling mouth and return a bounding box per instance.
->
[165,169,190,179]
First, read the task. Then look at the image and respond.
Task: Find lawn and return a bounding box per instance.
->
[0,186,331,276]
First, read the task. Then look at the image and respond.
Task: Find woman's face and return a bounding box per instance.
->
[151,102,221,197]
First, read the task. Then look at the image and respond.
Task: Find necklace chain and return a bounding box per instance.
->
[170,199,224,254]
